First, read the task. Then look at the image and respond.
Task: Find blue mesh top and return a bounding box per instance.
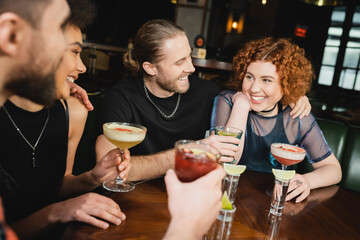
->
[210,90,332,173]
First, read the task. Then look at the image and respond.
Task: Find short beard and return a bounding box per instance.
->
[156,77,190,94]
[4,69,57,106]
[4,32,61,106]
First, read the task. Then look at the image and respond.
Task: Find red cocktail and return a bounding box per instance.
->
[271,143,306,167]
[175,140,221,182]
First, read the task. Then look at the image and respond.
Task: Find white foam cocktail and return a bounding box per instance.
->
[104,123,146,149]
[271,143,306,168]
[103,122,147,192]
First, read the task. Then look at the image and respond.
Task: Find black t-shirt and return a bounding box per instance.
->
[100,74,220,155]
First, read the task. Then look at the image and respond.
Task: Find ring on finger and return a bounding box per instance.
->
[296,180,303,186]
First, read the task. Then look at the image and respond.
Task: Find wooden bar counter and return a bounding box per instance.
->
[62,171,360,239]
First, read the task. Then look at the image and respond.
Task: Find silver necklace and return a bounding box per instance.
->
[143,81,181,119]
[3,105,50,168]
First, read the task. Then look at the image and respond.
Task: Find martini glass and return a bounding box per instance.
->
[266,143,306,196]
[103,122,147,192]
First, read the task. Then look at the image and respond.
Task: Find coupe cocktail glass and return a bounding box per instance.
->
[270,143,306,170]
[103,122,146,192]
[175,140,221,182]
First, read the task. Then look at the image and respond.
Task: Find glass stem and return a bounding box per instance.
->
[116,148,125,184]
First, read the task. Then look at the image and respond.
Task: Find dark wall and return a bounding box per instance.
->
[84,0,176,47]
[206,0,333,71]
[274,0,333,76]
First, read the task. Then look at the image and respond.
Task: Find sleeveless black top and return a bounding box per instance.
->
[0,100,68,223]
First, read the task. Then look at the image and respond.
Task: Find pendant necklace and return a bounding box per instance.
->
[3,105,50,167]
[144,81,181,119]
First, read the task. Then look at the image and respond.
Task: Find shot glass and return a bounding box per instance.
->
[203,206,237,240]
[269,177,290,216]
[214,126,243,164]
[264,214,282,240]
[222,171,241,204]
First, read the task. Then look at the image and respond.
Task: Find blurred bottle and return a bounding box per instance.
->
[128,38,134,50]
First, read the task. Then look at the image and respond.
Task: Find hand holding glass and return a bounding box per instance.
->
[214,126,243,164]
[103,122,146,192]
[175,140,221,182]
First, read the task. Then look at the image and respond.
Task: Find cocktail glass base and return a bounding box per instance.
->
[103,180,135,192]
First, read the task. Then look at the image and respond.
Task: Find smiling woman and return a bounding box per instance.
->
[229,37,313,106]
[55,25,87,100]
[211,36,342,204]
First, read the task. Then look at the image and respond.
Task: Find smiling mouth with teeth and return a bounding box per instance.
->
[252,96,265,101]
[66,76,74,83]
[178,77,187,81]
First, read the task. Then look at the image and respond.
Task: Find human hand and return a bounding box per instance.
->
[53,193,126,229]
[91,148,131,184]
[285,174,310,203]
[289,96,311,119]
[232,91,251,112]
[68,81,94,111]
[164,166,225,239]
[200,135,240,163]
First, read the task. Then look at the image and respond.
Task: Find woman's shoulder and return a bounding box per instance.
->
[216,90,236,102]
[218,89,236,97]
[211,90,236,108]
[282,106,316,127]
[64,97,88,122]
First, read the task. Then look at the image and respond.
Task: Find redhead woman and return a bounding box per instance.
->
[211,37,341,203]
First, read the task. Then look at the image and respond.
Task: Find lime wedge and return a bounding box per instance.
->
[272,169,296,181]
[221,191,233,210]
[224,164,246,176]
[190,148,204,155]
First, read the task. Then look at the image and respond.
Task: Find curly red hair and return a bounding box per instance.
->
[227,37,314,105]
